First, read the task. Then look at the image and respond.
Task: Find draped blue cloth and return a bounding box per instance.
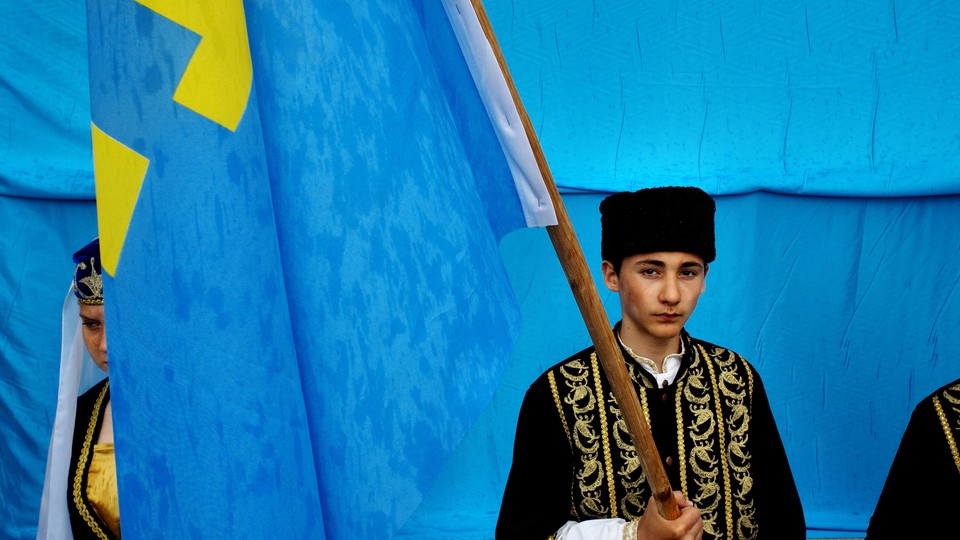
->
[487,0,960,198]
[80,0,531,537]
[3,0,960,538]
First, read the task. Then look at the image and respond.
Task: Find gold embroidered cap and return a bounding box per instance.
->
[72,238,103,305]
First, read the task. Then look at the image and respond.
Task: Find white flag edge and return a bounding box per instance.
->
[441,0,559,229]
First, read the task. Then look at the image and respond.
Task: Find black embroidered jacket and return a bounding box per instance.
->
[867,378,960,539]
[497,328,805,539]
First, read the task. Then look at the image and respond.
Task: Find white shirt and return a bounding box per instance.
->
[618,334,685,387]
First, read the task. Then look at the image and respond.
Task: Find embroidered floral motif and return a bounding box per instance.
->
[610,398,647,519]
[712,347,757,539]
[551,335,759,538]
[74,258,104,305]
[555,359,609,517]
[684,349,721,536]
[590,354,619,517]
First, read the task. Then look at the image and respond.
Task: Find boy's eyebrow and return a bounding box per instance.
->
[632,259,705,271]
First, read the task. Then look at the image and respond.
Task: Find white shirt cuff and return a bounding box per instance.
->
[554,518,639,540]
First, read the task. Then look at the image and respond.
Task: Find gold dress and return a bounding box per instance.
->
[68,379,120,539]
[87,444,121,537]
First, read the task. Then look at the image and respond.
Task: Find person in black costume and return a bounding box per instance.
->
[37,239,120,539]
[496,187,805,540]
[66,238,120,539]
[866,377,960,539]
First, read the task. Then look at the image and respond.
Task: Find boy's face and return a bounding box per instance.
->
[602,251,707,344]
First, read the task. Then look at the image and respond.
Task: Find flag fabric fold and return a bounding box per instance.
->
[86,0,323,536]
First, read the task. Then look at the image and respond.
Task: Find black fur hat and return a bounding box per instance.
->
[600,186,716,268]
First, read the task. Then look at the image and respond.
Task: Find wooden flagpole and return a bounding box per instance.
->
[467,0,682,521]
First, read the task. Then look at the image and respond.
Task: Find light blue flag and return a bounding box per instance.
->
[86,0,554,537]
[245,0,553,536]
[86,0,323,537]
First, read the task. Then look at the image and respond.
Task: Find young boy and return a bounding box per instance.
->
[496,187,805,539]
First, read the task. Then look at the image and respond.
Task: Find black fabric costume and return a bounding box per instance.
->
[67,378,118,540]
[497,326,805,539]
[866,377,960,539]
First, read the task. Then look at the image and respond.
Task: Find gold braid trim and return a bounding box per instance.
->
[550,370,582,520]
[549,372,573,449]
[675,380,687,496]
[72,381,111,540]
[638,385,651,430]
[700,344,734,538]
[933,395,960,474]
[591,353,619,517]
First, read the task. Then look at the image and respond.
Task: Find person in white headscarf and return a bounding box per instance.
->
[37,238,119,539]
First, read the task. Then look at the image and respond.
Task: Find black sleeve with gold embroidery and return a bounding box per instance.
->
[67,378,118,540]
[497,367,577,539]
[866,379,960,539]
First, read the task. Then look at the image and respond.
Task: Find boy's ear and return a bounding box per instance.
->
[601,260,619,292]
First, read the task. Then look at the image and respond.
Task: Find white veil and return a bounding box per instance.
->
[36,286,107,539]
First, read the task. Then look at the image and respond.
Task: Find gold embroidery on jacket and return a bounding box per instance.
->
[638,386,652,435]
[716,348,758,539]
[705,346,734,537]
[590,354,618,517]
[935,382,960,474]
[554,337,760,538]
[558,358,608,518]
[625,360,656,390]
[609,394,647,519]
[675,380,688,496]
[548,372,573,449]
[685,347,721,536]
[549,371,581,521]
[72,382,111,540]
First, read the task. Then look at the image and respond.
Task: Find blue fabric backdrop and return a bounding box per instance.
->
[485,0,960,198]
[3,0,960,538]
[0,3,97,538]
